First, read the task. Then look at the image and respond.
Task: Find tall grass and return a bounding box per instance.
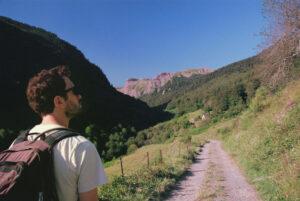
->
[99,138,205,200]
[202,80,300,201]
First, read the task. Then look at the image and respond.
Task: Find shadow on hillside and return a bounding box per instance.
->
[151,101,174,122]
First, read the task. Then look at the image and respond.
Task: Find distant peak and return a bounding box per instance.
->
[117,67,214,97]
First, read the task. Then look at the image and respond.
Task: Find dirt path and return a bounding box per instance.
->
[163,140,261,201]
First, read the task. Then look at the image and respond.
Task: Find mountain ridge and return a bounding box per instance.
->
[117,68,214,97]
[0,16,169,133]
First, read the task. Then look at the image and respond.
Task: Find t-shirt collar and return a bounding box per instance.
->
[30,124,66,134]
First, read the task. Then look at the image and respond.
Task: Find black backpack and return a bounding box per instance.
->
[0,127,79,201]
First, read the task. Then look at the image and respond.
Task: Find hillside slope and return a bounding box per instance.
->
[141,56,260,114]
[0,16,168,133]
[96,78,300,201]
[193,78,300,201]
[141,31,300,119]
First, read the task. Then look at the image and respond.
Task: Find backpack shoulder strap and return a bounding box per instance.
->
[43,128,80,148]
[12,129,31,145]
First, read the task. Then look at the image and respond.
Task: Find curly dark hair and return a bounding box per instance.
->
[26,65,71,116]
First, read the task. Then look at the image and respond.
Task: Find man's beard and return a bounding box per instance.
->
[65,101,82,118]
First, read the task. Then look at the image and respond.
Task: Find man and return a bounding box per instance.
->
[25,65,107,201]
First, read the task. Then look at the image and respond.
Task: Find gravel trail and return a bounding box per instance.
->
[163,140,261,201]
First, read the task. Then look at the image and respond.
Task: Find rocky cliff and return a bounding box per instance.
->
[117,68,214,97]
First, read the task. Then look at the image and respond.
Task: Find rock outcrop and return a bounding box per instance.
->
[117,68,214,97]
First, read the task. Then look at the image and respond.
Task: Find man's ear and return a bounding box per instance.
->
[53,96,65,108]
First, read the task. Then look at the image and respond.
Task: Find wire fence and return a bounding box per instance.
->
[119,141,191,177]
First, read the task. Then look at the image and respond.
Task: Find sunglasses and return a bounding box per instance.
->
[65,86,80,95]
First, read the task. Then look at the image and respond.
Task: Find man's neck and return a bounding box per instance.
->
[41,113,70,128]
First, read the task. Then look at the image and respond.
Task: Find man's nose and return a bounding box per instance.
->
[77,94,82,100]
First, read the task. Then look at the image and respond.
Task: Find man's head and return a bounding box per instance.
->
[26,66,82,118]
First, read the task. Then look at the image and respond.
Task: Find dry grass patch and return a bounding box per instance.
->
[196,160,226,201]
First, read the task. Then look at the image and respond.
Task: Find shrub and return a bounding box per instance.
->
[127,144,138,154]
[135,132,147,147]
[181,135,192,143]
[249,86,271,113]
[126,137,135,147]
[182,120,190,129]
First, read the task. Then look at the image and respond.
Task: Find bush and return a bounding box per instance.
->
[181,135,192,143]
[249,86,271,113]
[126,137,135,147]
[135,132,146,147]
[182,120,190,129]
[127,144,138,154]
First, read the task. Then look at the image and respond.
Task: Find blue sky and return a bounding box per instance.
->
[0,0,264,86]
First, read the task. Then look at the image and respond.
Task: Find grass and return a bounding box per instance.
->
[99,138,205,200]
[195,160,226,201]
[187,109,204,120]
[188,124,210,135]
[104,143,170,180]
[197,79,300,201]
[197,188,217,201]
[99,79,300,201]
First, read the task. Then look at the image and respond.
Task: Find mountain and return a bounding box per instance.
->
[0,16,169,133]
[116,68,213,97]
[140,31,300,117]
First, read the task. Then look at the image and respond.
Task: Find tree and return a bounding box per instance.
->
[260,0,300,88]
[261,0,300,48]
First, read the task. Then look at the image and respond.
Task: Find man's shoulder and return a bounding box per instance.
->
[53,133,98,163]
[60,135,92,147]
[29,124,94,149]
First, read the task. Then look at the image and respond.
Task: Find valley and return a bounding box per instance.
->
[100,78,300,201]
[1,1,300,200]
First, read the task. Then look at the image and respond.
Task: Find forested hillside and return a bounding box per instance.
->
[141,33,300,121]
[0,16,170,160]
[140,56,260,115]
[136,0,300,154]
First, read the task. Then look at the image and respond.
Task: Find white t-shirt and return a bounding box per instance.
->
[28,124,108,201]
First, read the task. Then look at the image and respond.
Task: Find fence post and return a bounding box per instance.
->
[147,152,150,169]
[187,141,191,152]
[160,149,163,162]
[120,157,124,177]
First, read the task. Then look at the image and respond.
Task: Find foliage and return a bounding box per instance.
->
[180,134,191,144]
[84,124,138,161]
[257,0,300,89]
[135,132,147,147]
[127,144,138,154]
[209,80,300,201]
[135,114,193,145]
[141,56,260,121]
[98,146,198,201]
[260,0,300,48]
[0,16,170,151]
[249,86,271,113]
